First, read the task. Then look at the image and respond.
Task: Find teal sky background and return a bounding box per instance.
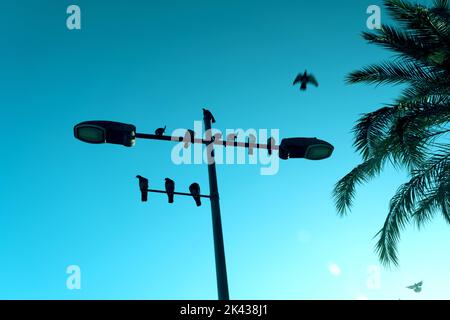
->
[1,0,449,299]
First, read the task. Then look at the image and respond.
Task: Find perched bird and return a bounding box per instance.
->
[247,134,257,155]
[155,126,166,136]
[213,133,223,141]
[183,129,196,148]
[267,137,276,155]
[189,183,202,207]
[202,108,216,123]
[227,133,238,142]
[165,178,175,203]
[407,281,423,293]
[136,175,149,202]
[293,70,319,91]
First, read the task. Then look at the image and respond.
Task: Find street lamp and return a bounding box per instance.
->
[74,120,136,147]
[73,112,334,300]
[279,137,334,160]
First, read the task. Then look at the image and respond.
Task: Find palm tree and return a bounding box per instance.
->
[333,0,450,267]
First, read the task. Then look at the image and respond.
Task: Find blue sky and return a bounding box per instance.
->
[0,0,449,299]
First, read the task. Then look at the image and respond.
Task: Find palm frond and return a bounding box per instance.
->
[362,26,435,63]
[442,201,450,223]
[433,0,449,10]
[398,84,450,104]
[413,189,441,227]
[397,93,449,112]
[385,0,449,39]
[375,144,449,266]
[413,182,450,228]
[333,156,386,215]
[387,114,431,169]
[352,106,397,160]
[399,100,450,127]
[413,149,450,227]
[347,60,439,85]
[375,184,412,267]
[384,0,427,24]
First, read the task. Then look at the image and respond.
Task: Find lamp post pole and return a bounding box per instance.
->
[204,115,230,301]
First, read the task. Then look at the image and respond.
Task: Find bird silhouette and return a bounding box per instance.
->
[203,108,216,123]
[183,129,196,148]
[227,133,238,142]
[406,281,423,293]
[213,133,223,141]
[189,183,202,207]
[293,70,319,91]
[165,178,175,203]
[267,137,276,155]
[155,126,166,136]
[247,134,257,155]
[136,175,149,202]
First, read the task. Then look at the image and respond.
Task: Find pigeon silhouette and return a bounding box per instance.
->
[155,126,166,136]
[136,175,149,202]
[227,133,238,142]
[267,137,276,155]
[165,178,175,203]
[293,70,319,91]
[183,129,196,148]
[213,133,223,141]
[406,281,423,293]
[189,183,202,207]
[202,108,216,123]
[247,134,257,155]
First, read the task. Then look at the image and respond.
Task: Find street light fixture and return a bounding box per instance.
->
[279,137,334,160]
[74,120,136,147]
[74,112,334,300]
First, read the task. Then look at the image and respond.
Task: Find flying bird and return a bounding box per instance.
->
[407,281,423,293]
[189,183,202,207]
[202,108,216,123]
[155,126,166,136]
[136,175,149,202]
[183,129,196,148]
[165,178,175,203]
[293,70,319,91]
